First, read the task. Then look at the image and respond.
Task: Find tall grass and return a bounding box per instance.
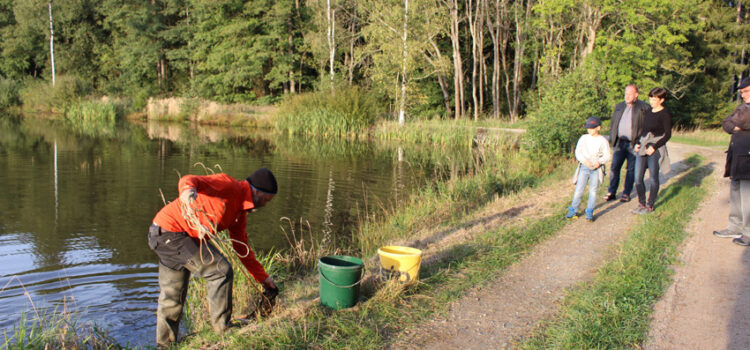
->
[521,155,710,349]
[146,97,274,127]
[63,100,123,137]
[1,279,125,349]
[355,145,559,255]
[375,119,480,147]
[2,311,120,349]
[671,128,730,147]
[274,87,379,137]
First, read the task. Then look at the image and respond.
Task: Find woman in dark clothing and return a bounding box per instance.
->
[632,87,672,214]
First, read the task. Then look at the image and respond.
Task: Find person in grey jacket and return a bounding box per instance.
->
[714,77,750,246]
[604,84,651,202]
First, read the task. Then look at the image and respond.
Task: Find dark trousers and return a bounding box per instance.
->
[608,140,636,196]
[635,150,661,207]
[148,225,233,348]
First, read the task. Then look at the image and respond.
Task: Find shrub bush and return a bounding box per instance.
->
[0,77,20,110]
[20,75,91,111]
[524,64,610,156]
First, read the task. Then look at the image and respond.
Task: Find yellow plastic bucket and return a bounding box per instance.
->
[377,246,422,284]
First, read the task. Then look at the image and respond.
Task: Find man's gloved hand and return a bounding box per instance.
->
[262,277,278,293]
[256,276,278,317]
[180,187,197,204]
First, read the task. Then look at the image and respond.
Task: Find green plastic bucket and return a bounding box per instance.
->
[318,255,364,310]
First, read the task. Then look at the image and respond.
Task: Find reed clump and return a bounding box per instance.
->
[274,86,379,137]
[278,217,340,275]
[1,280,123,349]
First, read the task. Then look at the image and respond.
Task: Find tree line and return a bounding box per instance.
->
[0,0,748,126]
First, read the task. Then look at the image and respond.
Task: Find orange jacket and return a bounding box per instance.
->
[153,173,269,283]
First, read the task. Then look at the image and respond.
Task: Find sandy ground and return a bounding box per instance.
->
[389,143,739,349]
[645,147,750,349]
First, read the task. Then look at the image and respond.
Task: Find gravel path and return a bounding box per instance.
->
[645,146,750,349]
[392,143,715,349]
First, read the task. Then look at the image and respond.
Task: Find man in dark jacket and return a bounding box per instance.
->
[713,77,750,246]
[604,84,651,202]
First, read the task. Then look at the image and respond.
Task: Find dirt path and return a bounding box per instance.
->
[391,143,729,349]
[645,148,750,349]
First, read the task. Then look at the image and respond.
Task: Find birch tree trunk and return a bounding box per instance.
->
[327,0,336,89]
[48,2,55,86]
[398,0,409,125]
[446,0,465,119]
[488,0,509,119]
[509,0,531,122]
[425,39,452,116]
[478,0,486,119]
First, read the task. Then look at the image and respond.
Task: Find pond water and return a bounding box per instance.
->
[0,115,475,346]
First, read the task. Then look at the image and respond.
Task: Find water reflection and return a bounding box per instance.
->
[0,114,481,346]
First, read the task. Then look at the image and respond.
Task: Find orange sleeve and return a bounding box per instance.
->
[228,214,269,283]
[178,175,202,193]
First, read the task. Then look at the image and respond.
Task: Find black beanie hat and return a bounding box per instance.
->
[247,168,278,194]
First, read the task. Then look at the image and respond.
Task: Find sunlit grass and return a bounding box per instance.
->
[273,87,378,137]
[176,172,573,349]
[671,128,730,147]
[521,155,710,349]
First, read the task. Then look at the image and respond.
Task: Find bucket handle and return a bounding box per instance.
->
[318,265,365,289]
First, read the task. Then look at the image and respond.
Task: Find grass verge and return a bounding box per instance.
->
[1,281,124,349]
[178,200,572,349]
[671,128,729,147]
[520,154,710,349]
[176,155,575,348]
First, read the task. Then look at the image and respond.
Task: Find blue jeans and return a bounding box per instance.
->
[571,165,599,212]
[608,140,636,196]
[634,150,661,207]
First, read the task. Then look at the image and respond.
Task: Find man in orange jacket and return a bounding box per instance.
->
[148,168,278,347]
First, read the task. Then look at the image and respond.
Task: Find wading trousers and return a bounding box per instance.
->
[148,225,234,347]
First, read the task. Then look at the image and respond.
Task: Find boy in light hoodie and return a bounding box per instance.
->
[566,116,612,221]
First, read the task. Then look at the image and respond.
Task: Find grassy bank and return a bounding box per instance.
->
[1,292,123,349]
[178,176,574,349]
[521,155,710,349]
[177,146,573,348]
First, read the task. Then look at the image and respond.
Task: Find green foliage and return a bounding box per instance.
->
[274,86,380,137]
[590,0,706,107]
[19,75,91,111]
[524,64,609,156]
[0,76,20,109]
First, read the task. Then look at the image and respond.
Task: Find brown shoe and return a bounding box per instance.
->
[620,194,631,202]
